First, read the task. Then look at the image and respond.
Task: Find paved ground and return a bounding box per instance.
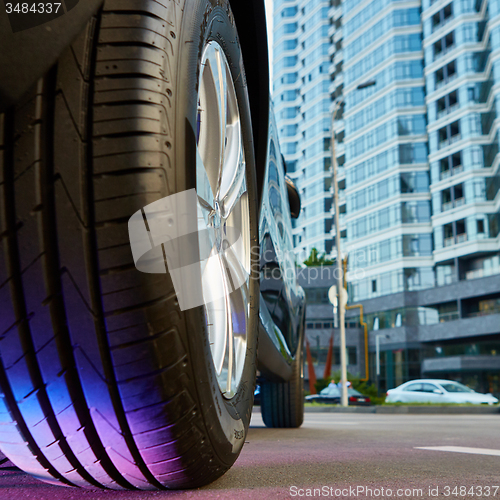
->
[1,412,499,499]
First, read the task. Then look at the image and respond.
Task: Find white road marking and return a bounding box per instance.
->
[415,446,500,457]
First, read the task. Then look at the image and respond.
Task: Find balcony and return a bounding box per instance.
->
[443,233,467,247]
[433,15,454,34]
[467,309,500,318]
[332,5,342,21]
[434,43,456,62]
[334,119,345,132]
[437,102,459,119]
[334,50,343,66]
[439,134,461,150]
[334,28,343,44]
[435,71,458,90]
[440,164,463,180]
[438,311,460,322]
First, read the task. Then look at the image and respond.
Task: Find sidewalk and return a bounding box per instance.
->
[303,405,500,414]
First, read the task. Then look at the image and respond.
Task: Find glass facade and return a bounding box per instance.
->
[273,0,333,260]
[338,0,500,302]
[424,0,500,270]
[342,0,434,302]
[275,0,500,390]
[272,0,500,300]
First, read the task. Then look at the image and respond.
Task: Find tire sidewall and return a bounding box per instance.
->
[173,0,259,466]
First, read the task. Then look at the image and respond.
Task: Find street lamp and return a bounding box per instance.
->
[375,334,390,397]
[331,80,376,407]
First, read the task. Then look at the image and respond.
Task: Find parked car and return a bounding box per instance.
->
[306,384,371,406]
[386,379,499,405]
[0,0,305,490]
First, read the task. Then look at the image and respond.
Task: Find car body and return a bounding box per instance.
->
[305,384,372,406]
[386,379,499,405]
[257,107,305,380]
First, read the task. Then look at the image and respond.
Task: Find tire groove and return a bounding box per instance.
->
[84,6,165,489]
[33,68,112,489]
[0,106,75,488]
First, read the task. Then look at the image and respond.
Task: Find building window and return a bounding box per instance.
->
[432,3,453,32]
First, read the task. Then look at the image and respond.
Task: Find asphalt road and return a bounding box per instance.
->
[1,411,499,499]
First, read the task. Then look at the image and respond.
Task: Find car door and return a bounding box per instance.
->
[401,383,424,402]
[421,383,445,403]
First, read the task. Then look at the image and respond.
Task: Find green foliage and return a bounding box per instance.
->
[303,247,334,267]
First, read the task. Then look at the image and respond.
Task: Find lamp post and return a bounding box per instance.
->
[375,334,390,397]
[331,80,376,407]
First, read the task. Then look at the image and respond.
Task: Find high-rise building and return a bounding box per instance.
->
[343,0,433,303]
[273,0,334,260]
[273,0,500,393]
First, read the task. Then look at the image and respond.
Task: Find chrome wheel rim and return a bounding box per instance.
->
[196,40,251,399]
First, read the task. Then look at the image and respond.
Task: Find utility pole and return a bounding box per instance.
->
[331,80,375,407]
[331,100,348,407]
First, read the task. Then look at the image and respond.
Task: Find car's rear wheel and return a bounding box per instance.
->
[0,0,258,490]
[260,330,305,428]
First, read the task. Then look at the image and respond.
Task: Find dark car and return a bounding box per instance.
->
[306,385,372,406]
[0,0,305,491]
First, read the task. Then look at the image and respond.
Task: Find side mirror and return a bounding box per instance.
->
[433,389,443,394]
[285,176,301,219]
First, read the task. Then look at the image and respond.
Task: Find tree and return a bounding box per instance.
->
[303,247,334,267]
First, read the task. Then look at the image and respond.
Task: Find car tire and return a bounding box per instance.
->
[260,334,304,428]
[0,0,258,490]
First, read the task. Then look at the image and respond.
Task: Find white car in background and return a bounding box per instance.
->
[386,379,499,405]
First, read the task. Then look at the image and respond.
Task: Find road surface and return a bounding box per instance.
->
[1,411,499,499]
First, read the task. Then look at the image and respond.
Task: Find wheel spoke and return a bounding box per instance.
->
[222,250,249,391]
[198,47,226,198]
[216,71,245,218]
[202,252,227,375]
[197,40,250,399]
[224,192,251,275]
[196,144,215,209]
